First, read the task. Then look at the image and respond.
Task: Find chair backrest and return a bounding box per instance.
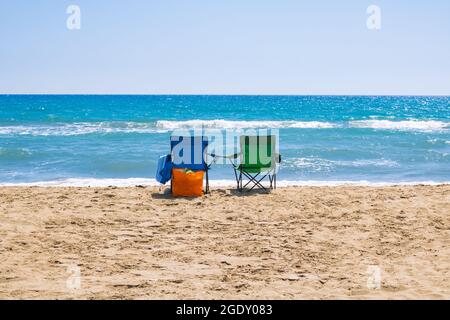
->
[170,136,208,170]
[240,135,276,169]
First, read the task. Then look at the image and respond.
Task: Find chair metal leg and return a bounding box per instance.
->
[239,172,243,192]
[233,167,240,190]
[205,169,210,194]
[268,170,276,190]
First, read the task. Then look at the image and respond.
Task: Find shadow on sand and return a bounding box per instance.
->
[150,187,271,199]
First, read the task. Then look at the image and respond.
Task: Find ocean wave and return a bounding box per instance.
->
[1,119,449,136]
[0,178,159,187]
[349,120,449,131]
[339,159,399,168]
[284,157,399,171]
[157,119,450,131]
[0,147,33,160]
[427,138,450,146]
[156,120,338,129]
[0,122,167,136]
[283,158,335,172]
[274,180,450,187]
[0,178,448,187]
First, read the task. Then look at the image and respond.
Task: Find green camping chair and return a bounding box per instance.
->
[227,135,281,192]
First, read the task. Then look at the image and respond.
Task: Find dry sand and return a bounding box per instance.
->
[0,185,449,299]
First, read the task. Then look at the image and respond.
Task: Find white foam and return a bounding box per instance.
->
[273,180,450,187]
[0,122,167,136]
[349,120,449,131]
[338,159,399,168]
[284,158,400,170]
[283,157,334,172]
[1,119,448,136]
[1,178,448,188]
[156,120,338,129]
[0,178,159,187]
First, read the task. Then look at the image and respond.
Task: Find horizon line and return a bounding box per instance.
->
[1,93,449,97]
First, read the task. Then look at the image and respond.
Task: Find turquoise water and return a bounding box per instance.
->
[0,95,449,185]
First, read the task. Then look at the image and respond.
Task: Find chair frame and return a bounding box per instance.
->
[229,135,280,193]
[233,165,277,192]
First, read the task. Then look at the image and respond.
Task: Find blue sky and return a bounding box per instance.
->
[0,0,449,95]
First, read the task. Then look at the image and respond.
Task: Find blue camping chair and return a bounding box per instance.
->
[170,136,210,193]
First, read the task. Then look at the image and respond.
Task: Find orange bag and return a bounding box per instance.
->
[172,169,204,197]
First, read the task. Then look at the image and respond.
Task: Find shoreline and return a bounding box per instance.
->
[1,185,449,299]
[1,178,450,188]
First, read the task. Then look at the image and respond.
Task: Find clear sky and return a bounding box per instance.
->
[0,0,449,95]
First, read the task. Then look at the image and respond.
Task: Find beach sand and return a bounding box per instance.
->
[0,185,449,299]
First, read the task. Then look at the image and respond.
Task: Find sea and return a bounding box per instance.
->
[0,95,449,186]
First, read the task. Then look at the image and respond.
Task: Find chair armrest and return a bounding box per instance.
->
[209,152,240,168]
[209,152,240,159]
